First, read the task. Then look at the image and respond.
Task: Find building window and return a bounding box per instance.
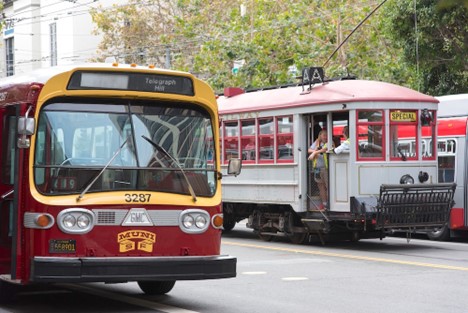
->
[5,37,14,76]
[50,23,57,66]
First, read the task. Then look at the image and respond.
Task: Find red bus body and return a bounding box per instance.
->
[0,64,236,296]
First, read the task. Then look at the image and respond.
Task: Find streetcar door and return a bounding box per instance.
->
[328,113,351,212]
[0,108,16,274]
[306,114,327,210]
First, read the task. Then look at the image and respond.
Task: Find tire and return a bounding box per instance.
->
[223,219,236,232]
[427,225,450,241]
[0,280,18,303]
[287,232,307,244]
[137,281,176,295]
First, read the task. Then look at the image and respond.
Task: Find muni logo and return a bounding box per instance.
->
[117,230,156,253]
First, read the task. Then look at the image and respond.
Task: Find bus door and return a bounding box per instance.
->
[0,107,17,275]
[328,113,350,212]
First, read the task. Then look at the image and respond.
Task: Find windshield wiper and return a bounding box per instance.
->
[77,138,129,201]
[141,135,197,202]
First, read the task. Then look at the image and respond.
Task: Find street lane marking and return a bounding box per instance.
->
[281,277,309,281]
[224,241,468,272]
[241,271,267,275]
[62,284,200,313]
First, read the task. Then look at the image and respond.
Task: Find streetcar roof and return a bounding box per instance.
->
[217,80,437,114]
[436,94,468,117]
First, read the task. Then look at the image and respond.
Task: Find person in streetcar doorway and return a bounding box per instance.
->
[308,129,329,210]
[333,126,350,154]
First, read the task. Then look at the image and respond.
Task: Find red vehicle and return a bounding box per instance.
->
[0,64,240,300]
[427,94,468,240]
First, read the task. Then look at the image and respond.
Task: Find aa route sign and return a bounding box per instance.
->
[302,67,325,84]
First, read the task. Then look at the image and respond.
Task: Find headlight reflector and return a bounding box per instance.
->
[179,209,210,234]
[57,208,95,234]
[400,174,415,184]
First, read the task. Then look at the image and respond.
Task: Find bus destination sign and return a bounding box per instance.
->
[68,71,194,96]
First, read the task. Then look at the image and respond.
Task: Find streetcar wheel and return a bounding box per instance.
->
[288,232,307,244]
[223,219,236,232]
[427,225,450,241]
[258,233,273,241]
[137,281,176,295]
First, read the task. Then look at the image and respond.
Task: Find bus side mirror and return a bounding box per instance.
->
[227,158,242,177]
[17,117,35,148]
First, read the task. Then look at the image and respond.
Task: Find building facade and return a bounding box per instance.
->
[1,0,115,77]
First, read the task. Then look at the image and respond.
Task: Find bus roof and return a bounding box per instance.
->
[217,79,437,114]
[436,94,468,117]
[0,63,193,88]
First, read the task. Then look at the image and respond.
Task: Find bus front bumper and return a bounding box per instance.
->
[30,255,236,283]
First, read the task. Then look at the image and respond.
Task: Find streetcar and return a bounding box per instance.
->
[217,67,456,243]
[0,63,240,300]
[426,94,468,240]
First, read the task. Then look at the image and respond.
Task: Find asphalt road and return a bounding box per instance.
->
[2,224,468,313]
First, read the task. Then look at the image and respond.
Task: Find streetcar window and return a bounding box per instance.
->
[277,116,293,161]
[422,110,436,160]
[356,110,384,160]
[259,118,274,161]
[224,121,239,161]
[390,110,418,161]
[241,120,256,162]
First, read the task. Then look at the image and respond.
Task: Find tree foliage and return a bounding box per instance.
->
[91,0,466,95]
[382,0,468,95]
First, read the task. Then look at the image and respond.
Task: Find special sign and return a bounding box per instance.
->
[390,111,417,122]
[118,230,156,253]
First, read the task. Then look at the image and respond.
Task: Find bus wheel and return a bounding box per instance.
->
[0,280,18,303]
[223,219,236,232]
[427,225,450,241]
[137,281,176,295]
[288,232,307,244]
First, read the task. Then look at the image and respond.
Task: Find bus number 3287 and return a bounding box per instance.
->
[125,193,152,203]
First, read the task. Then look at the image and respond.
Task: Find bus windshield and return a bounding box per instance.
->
[34,98,216,197]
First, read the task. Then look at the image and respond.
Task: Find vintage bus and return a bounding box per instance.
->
[0,63,240,300]
[427,94,468,240]
[217,67,455,244]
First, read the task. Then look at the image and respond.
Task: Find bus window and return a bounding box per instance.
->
[277,116,293,161]
[2,116,16,185]
[356,110,384,160]
[438,139,456,183]
[259,118,274,161]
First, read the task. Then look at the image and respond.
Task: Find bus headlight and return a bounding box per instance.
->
[57,208,95,234]
[400,174,415,184]
[179,209,210,234]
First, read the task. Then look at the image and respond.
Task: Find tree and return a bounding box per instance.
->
[383,0,468,95]
[90,0,178,65]
[172,0,405,92]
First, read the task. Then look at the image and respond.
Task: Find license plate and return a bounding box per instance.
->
[49,239,76,253]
